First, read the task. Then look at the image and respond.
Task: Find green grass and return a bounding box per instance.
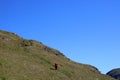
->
[0,30,115,80]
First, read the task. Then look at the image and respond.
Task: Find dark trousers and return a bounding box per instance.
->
[55,66,57,70]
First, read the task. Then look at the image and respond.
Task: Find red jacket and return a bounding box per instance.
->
[55,63,58,67]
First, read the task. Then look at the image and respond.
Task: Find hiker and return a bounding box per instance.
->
[54,63,58,70]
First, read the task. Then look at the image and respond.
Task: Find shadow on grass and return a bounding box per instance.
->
[50,67,55,70]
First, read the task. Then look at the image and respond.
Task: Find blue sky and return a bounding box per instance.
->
[0,0,120,74]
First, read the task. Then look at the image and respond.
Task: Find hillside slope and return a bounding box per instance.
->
[0,30,115,80]
[107,68,120,80]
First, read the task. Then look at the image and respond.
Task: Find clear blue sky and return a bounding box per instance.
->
[0,0,120,74]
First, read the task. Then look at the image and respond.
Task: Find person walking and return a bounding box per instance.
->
[54,63,58,70]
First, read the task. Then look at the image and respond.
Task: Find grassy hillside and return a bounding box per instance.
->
[0,30,115,80]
